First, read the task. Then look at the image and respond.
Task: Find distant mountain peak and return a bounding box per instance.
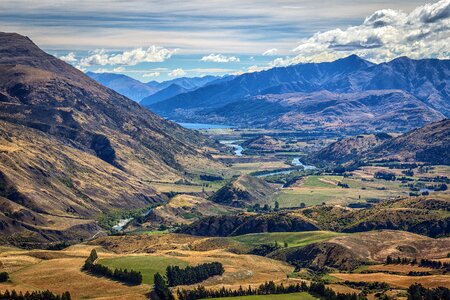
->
[333,54,374,68]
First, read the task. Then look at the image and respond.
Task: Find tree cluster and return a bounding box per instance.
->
[249,242,282,256]
[408,283,450,300]
[82,249,142,285]
[0,290,71,300]
[343,281,389,292]
[199,175,223,182]
[247,203,273,213]
[166,262,224,287]
[385,256,450,270]
[154,272,172,300]
[374,171,396,181]
[176,280,366,300]
[337,182,349,188]
[0,272,8,282]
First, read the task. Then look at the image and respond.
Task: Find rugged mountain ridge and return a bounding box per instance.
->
[149,55,449,132]
[86,71,158,102]
[0,32,223,246]
[87,72,220,102]
[313,119,450,164]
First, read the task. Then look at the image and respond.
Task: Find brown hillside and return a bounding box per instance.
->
[209,174,277,207]
[0,32,224,246]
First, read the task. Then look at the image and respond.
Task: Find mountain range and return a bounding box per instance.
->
[313,119,450,165]
[87,72,223,102]
[0,33,223,245]
[148,55,449,132]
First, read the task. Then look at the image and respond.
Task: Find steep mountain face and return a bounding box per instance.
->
[310,119,450,165]
[312,133,393,164]
[367,119,450,164]
[149,55,449,132]
[313,119,449,165]
[86,72,158,102]
[0,32,223,246]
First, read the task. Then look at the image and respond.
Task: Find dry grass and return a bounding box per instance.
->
[0,246,149,299]
[329,231,450,262]
[163,248,294,290]
[231,161,291,174]
[367,264,434,274]
[0,235,296,299]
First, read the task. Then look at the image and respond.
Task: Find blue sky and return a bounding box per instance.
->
[1,0,448,81]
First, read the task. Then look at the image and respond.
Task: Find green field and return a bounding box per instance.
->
[229,231,345,248]
[275,174,410,208]
[302,175,343,188]
[201,292,317,300]
[97,255,188,284]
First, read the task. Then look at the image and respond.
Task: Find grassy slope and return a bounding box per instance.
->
[201,292,317,300]
[98,255,188,284]
[229,231,346,248]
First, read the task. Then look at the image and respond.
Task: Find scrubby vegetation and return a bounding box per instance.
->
[166,262,224,287]
[176,280,366,300]
[407,283,450,300]
[0,290,71,300]
[385,256,450,270]
[249,242,282,256]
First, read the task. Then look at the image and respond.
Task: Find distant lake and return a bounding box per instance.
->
[177,122,234,129]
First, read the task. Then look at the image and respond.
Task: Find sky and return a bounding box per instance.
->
[1,0,449,81]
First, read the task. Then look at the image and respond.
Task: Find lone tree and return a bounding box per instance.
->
[154,272,172,300]
[0,272,9,282]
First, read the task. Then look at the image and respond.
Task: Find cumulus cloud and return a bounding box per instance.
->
[201,54,240,63]
[79,46,177,67]
[113,66,125,72]
[246,65,266,73]
[262,48,278,56]
[59,52,77,63]
[168,68,186,77]
[143,72,161,77]
[290,0,450,63]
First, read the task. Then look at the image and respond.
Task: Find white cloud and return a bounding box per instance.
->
[142,72,161,77]
[113,66,125,72]
[59,52,77,62]
[201,54,240,63]
[262,48,278,56]
[269,57,292,67]
[168,68,186,77]
[290,0,450,63]
[246,65,266,73]
[79,46,177,67]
